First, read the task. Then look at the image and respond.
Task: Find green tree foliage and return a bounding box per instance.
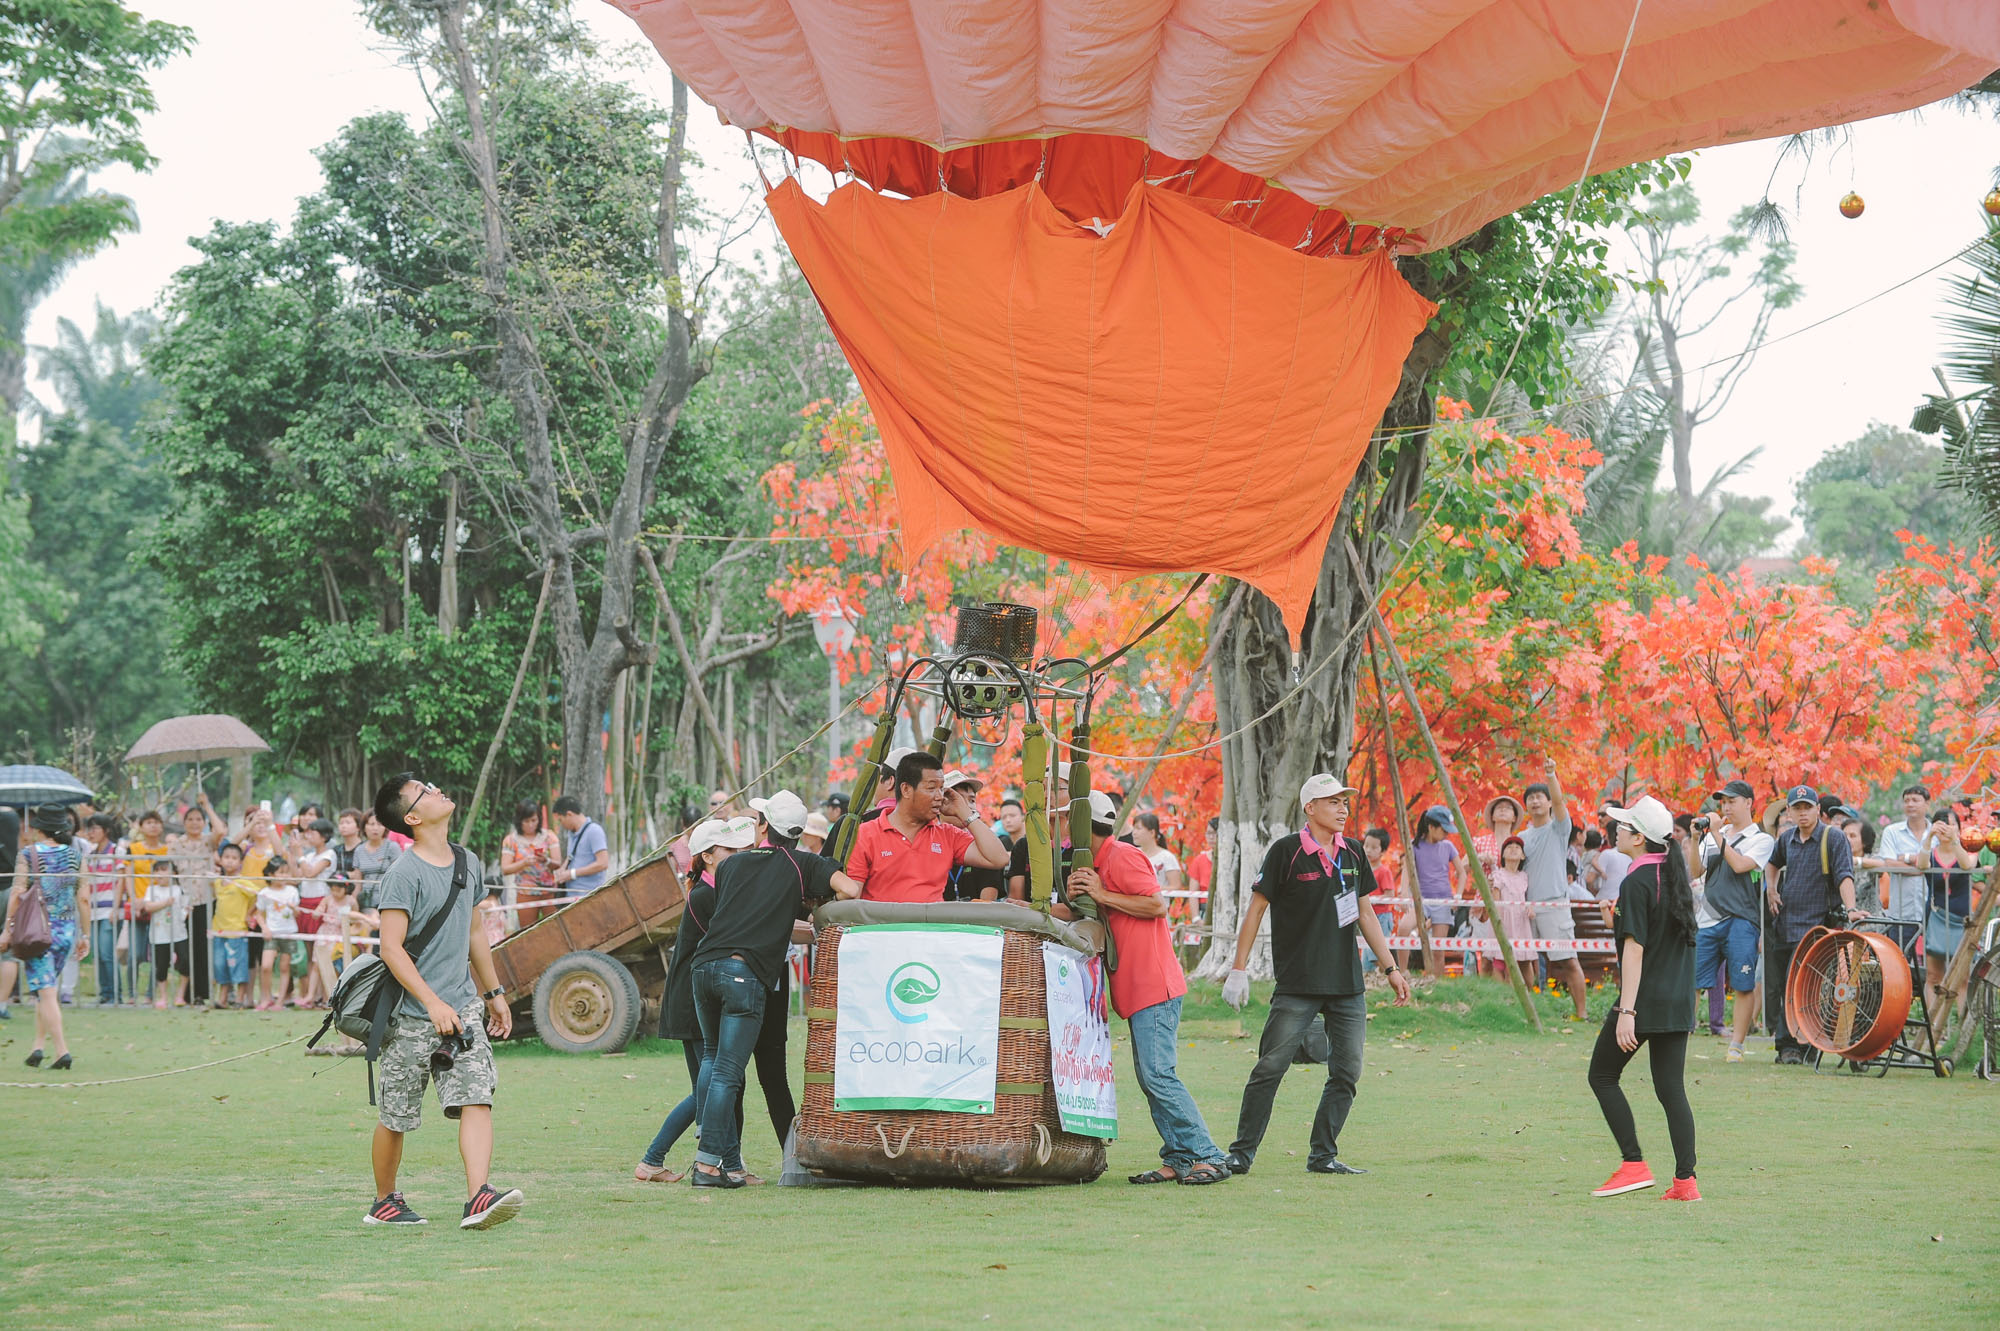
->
[143,46,843,841]
[0,0,187,257]
[0,307,183,756]
[1796,423,1970,585]
[1914,223,2000,533]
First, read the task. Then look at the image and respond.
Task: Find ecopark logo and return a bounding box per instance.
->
[885,962,941,1025]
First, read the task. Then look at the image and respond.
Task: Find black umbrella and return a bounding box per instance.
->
[0,764,94,807]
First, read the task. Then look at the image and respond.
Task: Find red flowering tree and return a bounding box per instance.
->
[1603,559,1931,811]
[1880,532,2000,798]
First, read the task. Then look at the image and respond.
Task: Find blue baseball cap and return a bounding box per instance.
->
[1786,785,1819,808]
[1424,804,1456,833]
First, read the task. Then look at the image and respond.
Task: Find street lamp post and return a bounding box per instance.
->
[811,598,858,780]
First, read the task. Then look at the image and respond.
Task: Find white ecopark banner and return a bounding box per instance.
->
[1042,942,1117,1139]
[834,924,1003,1113]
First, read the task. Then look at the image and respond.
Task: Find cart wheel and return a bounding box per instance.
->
[1936,1057,1953,1079]
[532,951,642,1054]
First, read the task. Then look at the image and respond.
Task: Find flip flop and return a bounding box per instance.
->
[1178,1161,1230,1185]
[1127,1168,1178,1184]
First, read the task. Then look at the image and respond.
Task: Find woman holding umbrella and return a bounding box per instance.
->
[1,805,87,1069]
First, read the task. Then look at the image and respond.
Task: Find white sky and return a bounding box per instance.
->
[28,2,2000,546]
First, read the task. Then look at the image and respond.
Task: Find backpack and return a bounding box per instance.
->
[308,845,469,1102]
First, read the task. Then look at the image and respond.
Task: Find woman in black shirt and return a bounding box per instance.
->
[1589,797,1699,1201]
[633,818,752,1182]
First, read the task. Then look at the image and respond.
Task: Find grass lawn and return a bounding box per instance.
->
[1,978,1993,1329]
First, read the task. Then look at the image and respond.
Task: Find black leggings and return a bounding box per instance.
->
[1588,1017,1695,1180]
[751,971,796,1146]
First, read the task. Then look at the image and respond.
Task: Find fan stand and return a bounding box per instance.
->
[1811,916,1951,1079]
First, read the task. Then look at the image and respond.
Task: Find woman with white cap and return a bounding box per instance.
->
[1589,794,1700,1202]
[634,816,755,1182]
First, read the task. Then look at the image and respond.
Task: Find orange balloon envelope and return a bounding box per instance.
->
[609,1,2000,637]
[766,177,1434,632]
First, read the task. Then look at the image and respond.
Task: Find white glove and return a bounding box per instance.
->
[1221,969,1250,1010]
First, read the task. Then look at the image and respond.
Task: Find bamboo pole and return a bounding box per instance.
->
[464,562,554,836]
[1372,609,1543,1033]
[1367,635,1436,975]
[1938,858,2000,1062]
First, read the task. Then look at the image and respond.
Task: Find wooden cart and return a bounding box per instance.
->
[488,851,686,1053]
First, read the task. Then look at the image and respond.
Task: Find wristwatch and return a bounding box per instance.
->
[481,987,505,1001]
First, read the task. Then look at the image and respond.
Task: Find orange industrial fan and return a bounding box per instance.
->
[1786,927,1914,1064]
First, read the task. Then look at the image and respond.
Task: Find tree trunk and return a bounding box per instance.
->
[431,4,696,821]
[1197,256,1452,980]
[437,472,460,638]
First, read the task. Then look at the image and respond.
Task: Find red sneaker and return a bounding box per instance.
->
[1591,1161,1656,1197]
[1661,1176,1702,1202]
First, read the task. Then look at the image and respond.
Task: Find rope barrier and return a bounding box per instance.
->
[0,1033,310,1090]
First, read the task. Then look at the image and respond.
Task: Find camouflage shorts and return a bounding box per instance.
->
[376,1000,497,1133]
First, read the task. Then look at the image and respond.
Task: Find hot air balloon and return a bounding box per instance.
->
[607,1,2000,636]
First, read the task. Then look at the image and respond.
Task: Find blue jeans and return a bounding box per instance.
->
[1230,991,1367,1168]
[643,1039,707,1168]
[1128,996,1225,1173]
[93,919,121,1002]
[1695,917,1758,993]
[693,958,766,1172]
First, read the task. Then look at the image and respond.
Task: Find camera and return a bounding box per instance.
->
[1692,816,1710,833]
[430,1030,472,1075]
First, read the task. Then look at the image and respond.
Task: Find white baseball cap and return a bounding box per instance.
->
[1300,774,1357,807]
[750,790,811,836]
[1604,795,1673,844]
[940,769,985,793]
[1061,789,1119,826]
[689,816,757,854]
[879,746,918,774]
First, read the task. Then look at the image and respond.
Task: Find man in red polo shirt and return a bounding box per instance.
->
[1066,790,1230,1187]
[844,752,1008,903]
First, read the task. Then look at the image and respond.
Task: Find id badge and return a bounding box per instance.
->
[1336,890,1359,927]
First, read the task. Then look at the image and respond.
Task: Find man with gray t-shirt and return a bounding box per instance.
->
[363,773,523,1232]
[1520,759,1588,1021]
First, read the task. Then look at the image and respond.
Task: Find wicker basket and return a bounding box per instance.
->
[796,908,1108,1186]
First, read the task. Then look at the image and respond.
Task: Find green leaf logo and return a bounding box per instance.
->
[886,962,941,1024]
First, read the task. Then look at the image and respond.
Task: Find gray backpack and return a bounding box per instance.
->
[308,846,469,1100]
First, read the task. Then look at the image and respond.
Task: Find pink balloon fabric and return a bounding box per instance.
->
[608,0,1998,249]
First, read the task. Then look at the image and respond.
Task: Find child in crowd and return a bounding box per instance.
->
[253,873,302,1010]
[1471,836,1533,987]
[482,884,508,948]
[82,815,125,1006]
[126,810,171,997]
[210,843,258,1009]
[310,875,375,1005]
[142,862,190,1008]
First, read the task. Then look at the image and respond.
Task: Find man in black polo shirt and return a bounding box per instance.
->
[1764,784,1857,1065]
[1221,775,1410,1176]
[690,790,859,1187]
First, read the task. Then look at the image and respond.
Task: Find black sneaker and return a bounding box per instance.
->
[460,1184,525,1230]
[363,1192,426,1226]
[1224,1151,1253,1176]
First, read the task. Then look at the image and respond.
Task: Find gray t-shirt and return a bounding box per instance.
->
[565,819,610,892]
[1700,826,1774,924]
[373,845,480,1019]
[1521,813,1571,902]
